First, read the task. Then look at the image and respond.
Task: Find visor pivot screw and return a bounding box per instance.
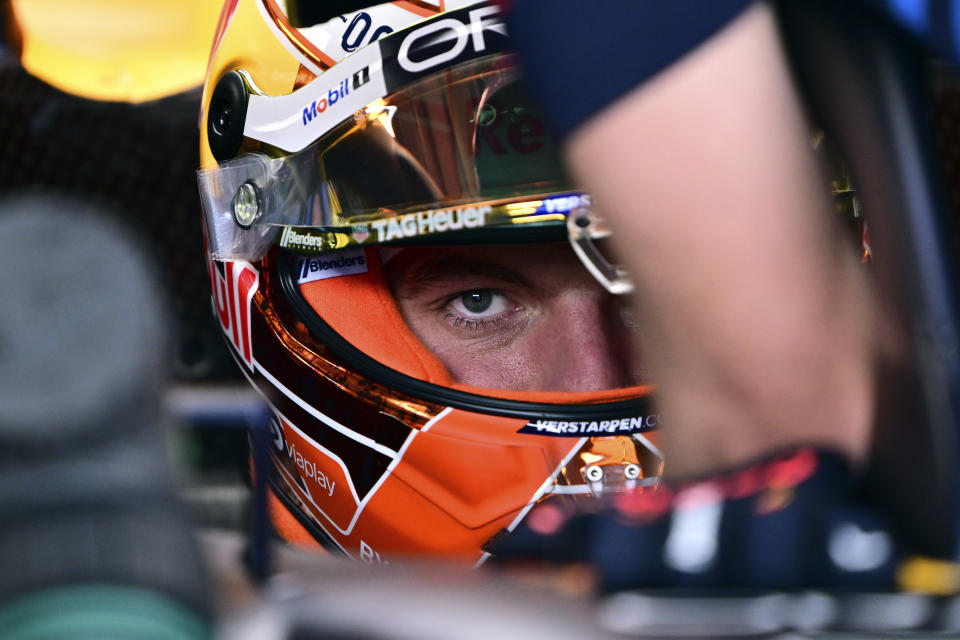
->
[584,465,604,483]
[573,209,591,229]
[208,71,249,162]
[214,104,232,134]
[624,464,641,480]
[232,181,261,229]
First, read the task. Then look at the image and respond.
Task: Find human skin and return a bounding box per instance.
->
[563,3,879,476]
[384,243,646,392]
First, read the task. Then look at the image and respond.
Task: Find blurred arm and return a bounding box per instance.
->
[565,3,878,475]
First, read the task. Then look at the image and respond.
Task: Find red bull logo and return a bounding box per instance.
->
[206,251,259,370]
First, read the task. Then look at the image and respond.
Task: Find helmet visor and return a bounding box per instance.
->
[199,54,584,261]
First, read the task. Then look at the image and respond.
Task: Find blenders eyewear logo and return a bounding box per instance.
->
[302,66,372,126]
[295,248,368,284]
[380,4,510,90]
[280,227,349,252]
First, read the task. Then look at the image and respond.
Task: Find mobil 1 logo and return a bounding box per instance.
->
[378,4,510,91]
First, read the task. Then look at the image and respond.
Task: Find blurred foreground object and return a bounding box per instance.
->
[7,0,223,102]
[484,0,960,635]
[206,530,623,640]
[0,192,211,639]
[493,447,960,635]
[0,0,241,383]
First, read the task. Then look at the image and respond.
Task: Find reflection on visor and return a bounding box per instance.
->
[276,194,583,252]
[198,54,635,294]
[198,55,574,259]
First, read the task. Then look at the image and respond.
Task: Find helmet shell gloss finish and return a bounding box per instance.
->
[199,0,661,563]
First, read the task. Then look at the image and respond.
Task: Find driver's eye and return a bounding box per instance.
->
[448,289,511,320]
[462,290,493,313]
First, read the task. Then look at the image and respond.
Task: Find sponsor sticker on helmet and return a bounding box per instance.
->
[301,67,372,126]
[370,205,491,242]
[518,414,660,437]
[244,4,509,152]
[295,248,369,284]
[542,193,591,214]
[379,4,509,90]
[207,257,259,371]
[281,226,350,252]
[244,43,387,153]
[274,192,592,255]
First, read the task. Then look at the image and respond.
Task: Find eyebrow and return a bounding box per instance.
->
[393,254,537,299]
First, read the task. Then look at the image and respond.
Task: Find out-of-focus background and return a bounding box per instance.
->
[0,0,255,534]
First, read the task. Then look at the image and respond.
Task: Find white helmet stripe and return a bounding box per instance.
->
[243,1,507,153]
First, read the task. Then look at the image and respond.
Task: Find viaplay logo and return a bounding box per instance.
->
[302,67,372,126]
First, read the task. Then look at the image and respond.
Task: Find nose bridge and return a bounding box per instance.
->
[541,289,632,392]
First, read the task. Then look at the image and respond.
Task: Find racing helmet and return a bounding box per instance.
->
[197,0,661,564]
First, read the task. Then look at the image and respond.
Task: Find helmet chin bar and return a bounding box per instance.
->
[567,207,634,295]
